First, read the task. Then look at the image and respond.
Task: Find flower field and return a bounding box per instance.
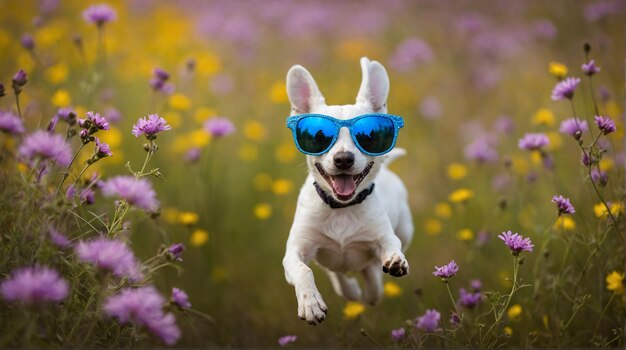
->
[0,0,624,347]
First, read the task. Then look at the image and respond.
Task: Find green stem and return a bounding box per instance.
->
[15,92,22,119]
[483,256,519,346]
[445,282,460,317]
[57,143,86,195]
[592,293,615,338]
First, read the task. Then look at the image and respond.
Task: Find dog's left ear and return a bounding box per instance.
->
[356,57,390,113]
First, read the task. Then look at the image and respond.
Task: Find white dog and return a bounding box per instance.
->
[282,57,414,325]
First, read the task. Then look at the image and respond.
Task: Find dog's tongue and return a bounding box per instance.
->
[332,175,356,197]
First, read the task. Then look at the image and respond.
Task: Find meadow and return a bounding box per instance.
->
[0,0,624,347]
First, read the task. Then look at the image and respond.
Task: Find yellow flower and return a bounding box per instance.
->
[503,326,513,337]
[511,155,530,175]
[269,81,288,104]
[194,107,216,123]
[435,202,452,219]
[447,163,468,180]
[161,207,179,224]
[190,229,209,246]
[383,281,402,297]
[253,203,272,220]
[548,61,568,79]
[606,271,624,294]
[253,173,273,191]
[594,202,624,219]
[424,218,442,236]
[190,129,212,147]
[169,93,192,111]
[272,179,293,195]
[599,158,613,172]
[163,111,182,128]
[178,211,199,225]
[448,188,474,203]
[44,62,69,85]
[545,132,562,151]
[554,216,576,230]
[51,89,71,107]
[275,142,297,163]
[17,162,28,174]
[530,151,542,167]
[194,51,221,77]
[99,127,123,148]
[532,108,556,127]
[238,144,258,162]
[456,228,474,241]
[507,304,522,320]
[243,120,267,142]
[343,301,365,319]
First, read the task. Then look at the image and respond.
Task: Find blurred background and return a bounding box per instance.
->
[0,0,624,347]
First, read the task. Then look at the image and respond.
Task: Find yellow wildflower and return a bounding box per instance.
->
[448,188,474,203]
[343,301,365,319]
[424,218,442,236]
[269,81,288,104]
[169,93,192,111]
[507,304,522,320]
[243,120,267,142]
[272,179,293,196]
[238,144,258,161]
[606,271,624,294]
[548,61,568,79]
[51,89,71,108]
[530,151,542,167]
[383,281,402,297]
[510,155,530,175]
[546,132,562,151]
[178,211,199,225]
[447,163,468,180]
[253,173,273,192]
[17,162,28,174]
[99,127,122,148]
[190,229,209,246]
[44,62,69,85]
[162,111,182,128]
[599,158,613,172]
[253,203,272,220]
[456,228,474,241]
[194,51,221,76]
[194,107,216,123]
[161,207,179,224]
[554,216,576,231]
[190,129,212,147]
[503,326,513,337]
[435,202,452,219]
[532,108,556,127]
[275,142,297,163]
[594,202,624,219]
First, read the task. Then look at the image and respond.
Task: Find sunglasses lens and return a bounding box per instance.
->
[295,117,336,154]
[353,116,395,154]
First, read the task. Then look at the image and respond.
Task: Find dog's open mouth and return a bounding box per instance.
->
[315,162,374,201]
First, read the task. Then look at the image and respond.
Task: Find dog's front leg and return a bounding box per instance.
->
[283,237,327,325]
[377,227,409,277]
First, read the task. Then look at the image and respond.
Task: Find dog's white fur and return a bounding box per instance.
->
[282,57,414,325]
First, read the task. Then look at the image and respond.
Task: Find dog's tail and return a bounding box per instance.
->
[382,148,407,167]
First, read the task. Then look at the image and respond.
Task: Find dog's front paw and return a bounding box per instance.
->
[382,252,409,277]
[297,289,328,325]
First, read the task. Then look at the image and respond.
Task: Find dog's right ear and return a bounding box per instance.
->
[286,65,325,114]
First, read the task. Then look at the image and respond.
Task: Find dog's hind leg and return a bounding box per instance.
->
[361,263,383,305]
[325,269,362,301]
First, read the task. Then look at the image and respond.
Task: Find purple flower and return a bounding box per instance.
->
[552,195,575,215]
[48,227,71,248]
[12,69,28,87]
[66,184,76,200]
[204,117,235,137]
[132,114,171,139]
[582,60,600,76]
[0,111,25,134]
[470,279,482,292]
[184,147,201,163]
[494,115,515,134]
[101,175,159,211]
[390,327,406,342]
[419,96,442,120]
[458,288,482,309]
[76,237,143,281]
[210,73,234,95]
[591,168,608,187]
[167,243,185,262]
[57,107,77,125]
[594,115,616,135]
[584,0,624,22]
[389,38,434,72]
[551,77,581,101]
[582,152,596,166]
[0,266,68,304]
[518,133,549,151]
[19,131,72,166]
[80,187,96,205]
[171,288,191,309]
[79,111,110,131]
[464,138,499,163]
[104,286,181,345]
[278,335,297,347]
[153,67,170,81]
[20,34,35,51]
[104,107,122,123]
[83,4,117,26]
[95,138,112,158]
[449,312,461,327]
[498,231,534,255]
[433,260,459,279]
[415,309,441,332]
[559,118,588,138]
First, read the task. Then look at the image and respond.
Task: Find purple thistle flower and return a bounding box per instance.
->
[76,237,143,281]
[464,137,499,163]
[389,38,434,72]
[591,168,608,187]
[458,288,482,309]
[79,111,110,131]
[419,96,442,120]
[518,133,549,151]
[167,243,185,262]
[551,77,580,101]
[184,147,201,163]
[559,118,588,138]
[390,327,406,342]
[82,4,117,26]
[132,114,172,139]
[204,117,235,137]
[582,60,600,76]
[594,115,616,135]
[66,184,76,200]
[0,111,25,134]
[415,309,441,332]
[80,187,96,205]
[581,152,596,167]
[103,286,181,345]
[278,335,297,347]
[95,138,113,158]
[20,34,35,51]
[433,260,459,280]
[470,279,482,292]
[19,131,72,166]
[0,266,68,304]
[498,231,534,255]
[171,288,191,309]
[12,69,28,87]
[552,195,575,215]
[104,107,122,123]
[48,227,71,248]
[57,107,77,125]
[101,175,159,212]
[494,115,515,134]
[153,67,170,81]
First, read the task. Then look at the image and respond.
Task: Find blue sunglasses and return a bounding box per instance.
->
[286,113,404,156]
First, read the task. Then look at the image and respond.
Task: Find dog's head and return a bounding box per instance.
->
[286,57,391,204]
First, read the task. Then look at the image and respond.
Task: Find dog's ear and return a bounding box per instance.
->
[286,65,325,114]
[356,57,389,113]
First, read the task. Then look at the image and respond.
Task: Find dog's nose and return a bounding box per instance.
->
[333,151,355,170]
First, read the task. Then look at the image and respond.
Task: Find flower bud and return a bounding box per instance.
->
[12,69,28,87]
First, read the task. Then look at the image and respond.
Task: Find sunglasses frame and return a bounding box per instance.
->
[286,113,404,156]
